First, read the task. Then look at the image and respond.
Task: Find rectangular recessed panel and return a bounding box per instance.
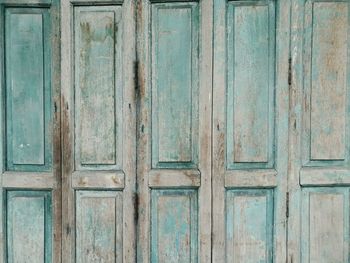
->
[310,3,348,161]
[74,6,122,168]
[227,2,275,168]
[226,189,274,263]
[151,3,199,168]
[76,191,123,263]
[6,191,52,263]
[302,188,348,263]
[151,190,198,263]
[5,9,52,170]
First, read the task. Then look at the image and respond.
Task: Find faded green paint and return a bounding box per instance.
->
[226,189,274,263]
[6,191,52,263]
[74,6,123,170]
[5,8,52,171]
[309,3,348,161]
[75,191,123,263]
[151,2,199,169]
[226,0,275,169]
[301,188,349,263]
[151,190,198,263]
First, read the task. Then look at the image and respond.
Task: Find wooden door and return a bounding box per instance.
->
[0,0,61,261]
[289,1,350,262]
[137,0,213,262]
[61,0,136,262]
[212,0,291,262]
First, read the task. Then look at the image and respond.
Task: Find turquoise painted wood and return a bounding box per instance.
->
[289,0,350,262]
[151,190,198,263]
[5,8,52,171]
[6,191,52,263]
[75,191,123,263]
[226,189,274,262]
[74,5,123,170]
[151,2,199,169]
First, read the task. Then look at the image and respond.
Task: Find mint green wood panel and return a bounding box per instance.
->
[74,6,123,169]
[226,1,275,169]
[226,189,273,262]
[75,191,123,263]
[151,2,199,168]
[301,188,349,263]
[6,191,52,263]
[304,2,348,162]
[5,8,52,171]
[151,190,198,263]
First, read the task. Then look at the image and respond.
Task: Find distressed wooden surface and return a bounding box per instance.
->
[213,0,290,262]
[61,0,136,262]
[137,0,212,262]
[0,0,61,261]
[75,191,123,263]
[289,0,350,262]
[6,191,52,263]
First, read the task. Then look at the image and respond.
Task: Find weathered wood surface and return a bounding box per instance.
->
[289,0,350,262]
[61,0,136,262]
[137,0,212,262]
[0,0,61,261]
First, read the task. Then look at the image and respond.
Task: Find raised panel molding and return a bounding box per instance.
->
[75,191,123,263]
[301,188,349,263]
[74,6,123,170]
[226,0,276,169]
[5,8,52,171]
[6,191,52,263]
[151,2,199,169]
[151,189,198,263]
[302,1,349,166]
[226,189,274,263]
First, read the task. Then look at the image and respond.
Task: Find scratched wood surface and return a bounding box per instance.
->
[0,0,61,261]
[289,0,350,262]
[61,0,136,263]
[213,0,290,262]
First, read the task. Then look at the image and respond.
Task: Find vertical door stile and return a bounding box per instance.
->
[136,0,213,262]
[61,0,136,262]
[213,0,291,262]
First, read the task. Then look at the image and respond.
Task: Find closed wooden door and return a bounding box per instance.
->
[289,1,350,262]
[1,0,350,262]
[0,0,61,261]
[212,0,290,262]
[61,1,136,262]
[137,0,212,262]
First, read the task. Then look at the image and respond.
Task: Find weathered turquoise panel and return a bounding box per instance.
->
[6,191,52,263]
[226,189,274,262]
[5,8,52,171]
[151,189,198,262]
[75,191,123,263]
[74,6,123,170]
[308,3,348,161]
[301,188,349,263]
[151,3,199,169]
[226,1,275,169]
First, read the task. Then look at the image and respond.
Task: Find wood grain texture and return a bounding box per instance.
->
[226,190,273,263]
[301,188,349,263]
[151,190,198,263]
[137,0,212,262]
[75,191,123,263]
[6,191,52,263]
[74,6,123,170]
[5,8,52,171]
[226,2,275,167]
[61,1,136,262]
[151,2,199,169]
